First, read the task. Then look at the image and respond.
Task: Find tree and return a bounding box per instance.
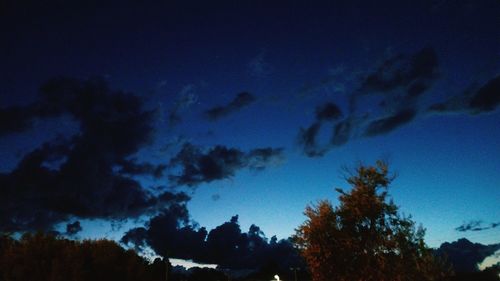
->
[293,161,451,281]
[0,232,166,281]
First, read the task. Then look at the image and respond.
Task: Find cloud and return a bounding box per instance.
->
[363,109,417,137]
[246,148,286,170]
[168,143,284,187]
[429,75,500,115]
[296,65,354,99]
[297,102,345,157]
[455,220,500,232]
[435,238,500,272]
[350,47,440,120]
[66,221,82,235]
[315,102,343,121]
[291,52,498,157]
[205,92,256,121]
[298,116,361,158]
[122,214,303,270]
[167,84,198,126]
[120,227,149,251]
[125,204,208,261]
[359,47,439,95]
[297,101,366,157]
[0,105,37,136]
[248,51,272,78]
[117,159,167,179]
[331,117,355,146]
[297,122,327,158]
[469,75,500,113]
[0,77,186,232]
[296,48,441,157]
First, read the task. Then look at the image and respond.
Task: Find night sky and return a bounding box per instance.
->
[1,0,499,263]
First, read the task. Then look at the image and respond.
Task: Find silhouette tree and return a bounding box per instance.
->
[0,232,166,281]
[293,161,451,281]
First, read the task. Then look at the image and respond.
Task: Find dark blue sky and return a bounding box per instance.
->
[1,0,499,255]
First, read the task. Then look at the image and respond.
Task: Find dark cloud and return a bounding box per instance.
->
[66,221,82,235]
[360,47,438,94]
[295,48,441,157]
[469,75,500,113]
[120,227,149,251]
[0,105,37,136]
[363,109,417,137]
[117,159,167,179]
[122,204,209,261]
[122,213,303,270]
[427,103,449,113]
[168,143,244,186]
[428,75,500,115]
[168,143,284,187]
[205,92,256,121]
[297,122,325,157]
[406,80,431,98]
[315,102,342,121]
[297,102,345,157]
[0,77,186,232]
[120,206,206,261]
[246,147,285,170]
[345,48,440,131]
[331,118,353,146]
[435,238,500,272]
[455,220,500,232]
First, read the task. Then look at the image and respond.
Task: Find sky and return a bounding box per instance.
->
[1,0,499,262]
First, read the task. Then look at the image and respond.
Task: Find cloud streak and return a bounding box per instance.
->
[429,75,500,115]
[205,92,256,121]
[359,47,439,94]
[168,143,284,187]
[455,220,500,232]
[363,109,417,137]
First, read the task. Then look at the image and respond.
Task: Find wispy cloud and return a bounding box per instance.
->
[455,220,500,232]
[204,92,256,121]
[248,50,272,78]
[428,75,500,115]
[167,84,198,126]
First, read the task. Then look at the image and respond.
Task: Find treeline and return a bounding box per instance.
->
[1,232,498,281]
[0,233,304,281]
[0,233,168,281]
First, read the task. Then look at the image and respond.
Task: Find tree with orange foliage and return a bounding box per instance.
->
[293,161,451,281]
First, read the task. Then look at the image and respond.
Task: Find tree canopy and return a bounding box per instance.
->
[293,161,451,281]
[0,232,167,281]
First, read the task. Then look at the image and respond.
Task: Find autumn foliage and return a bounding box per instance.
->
[293,161,451,281]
